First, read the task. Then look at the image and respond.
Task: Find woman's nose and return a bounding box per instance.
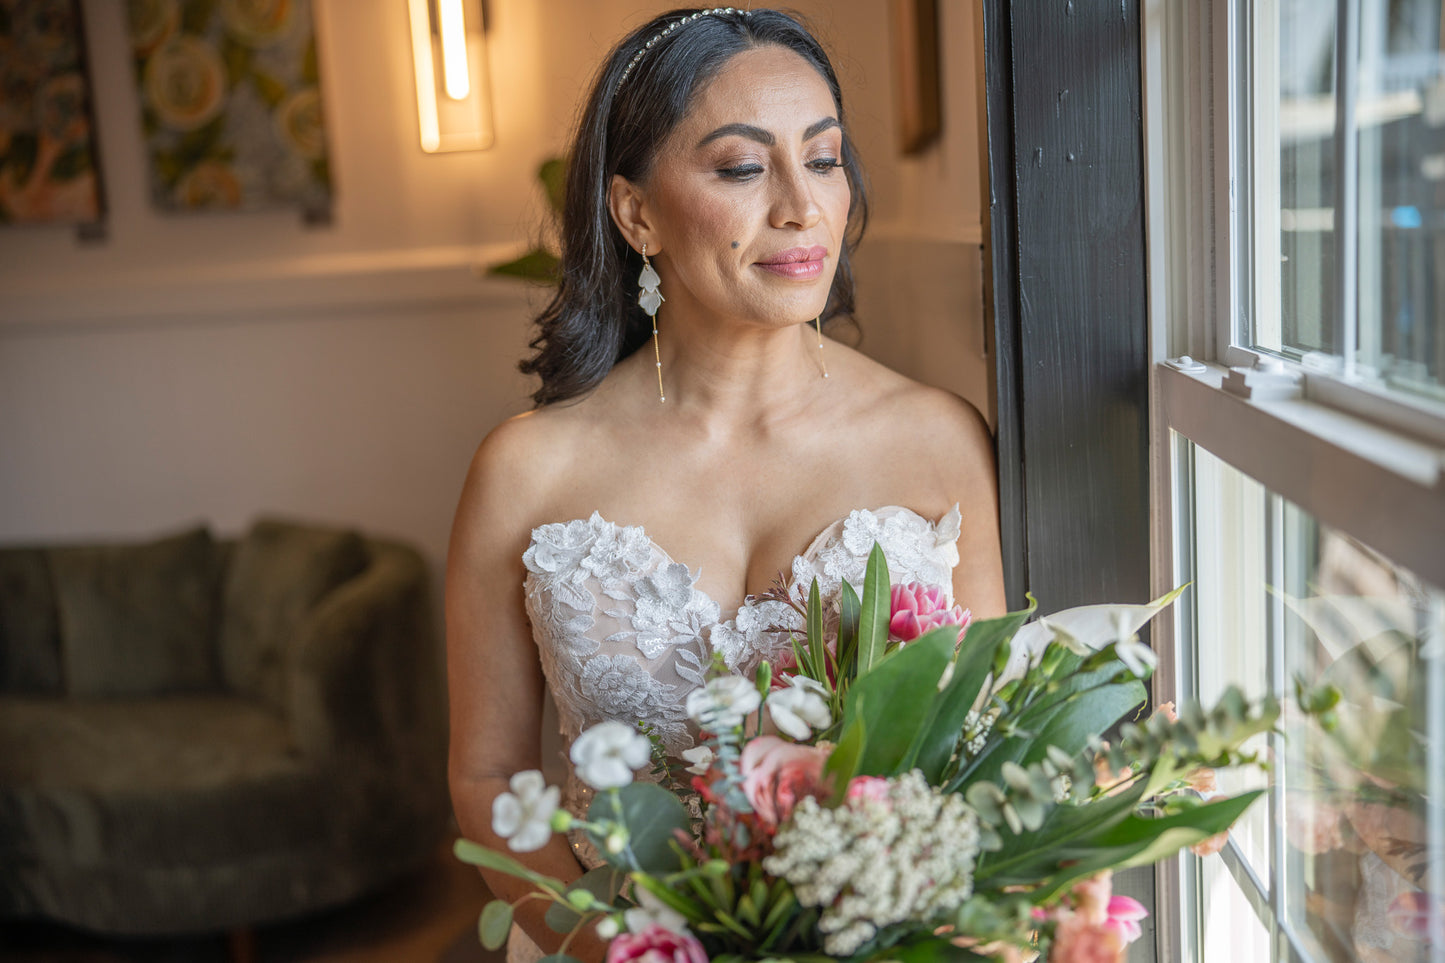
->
[770,167,822,230]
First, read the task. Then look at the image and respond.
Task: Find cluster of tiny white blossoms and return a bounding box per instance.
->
[762,770,981,956]
[961,706,1000,757]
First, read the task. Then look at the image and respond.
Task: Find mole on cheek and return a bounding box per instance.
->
[730,241,740,249]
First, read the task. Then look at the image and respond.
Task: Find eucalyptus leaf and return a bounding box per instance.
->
[585,782,688,874]
[479,900,513,950]
[544,866,626,933]
[539,955,586,963]
[454,838,566,894]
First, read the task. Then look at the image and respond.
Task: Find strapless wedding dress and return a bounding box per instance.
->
[505,506,963,963]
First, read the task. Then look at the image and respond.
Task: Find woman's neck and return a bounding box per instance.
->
[654,316,831,423]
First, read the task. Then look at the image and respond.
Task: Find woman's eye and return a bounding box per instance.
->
[716,164,764,181]
[808,158,844,174]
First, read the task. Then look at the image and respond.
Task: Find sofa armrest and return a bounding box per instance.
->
[286,541,445,788]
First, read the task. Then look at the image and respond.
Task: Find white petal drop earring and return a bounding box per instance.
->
[638,243,665,403]
[814,316,829,379]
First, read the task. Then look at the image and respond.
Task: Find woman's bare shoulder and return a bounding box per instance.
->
[453,405,596,553]
[832,344,993,454]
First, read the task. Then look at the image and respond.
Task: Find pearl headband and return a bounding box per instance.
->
[614,7,751,93]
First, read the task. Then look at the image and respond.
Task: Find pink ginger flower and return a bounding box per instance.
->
[890,581,972,643]
[605,924,709,963]
[1104,896,1149,944]
[738,736,830,831]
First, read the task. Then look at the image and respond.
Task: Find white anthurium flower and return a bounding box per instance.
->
[623,885,692,936]
[570,720,651,790]
[685,675,761,730]
[767,676,833,740]
[680,745,715,775]
[491,770,560,853]
[1000,587,1186,686]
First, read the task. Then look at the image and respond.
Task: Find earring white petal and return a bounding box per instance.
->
[639,244,665,403]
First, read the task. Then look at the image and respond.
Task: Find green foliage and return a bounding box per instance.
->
[489,158,568,283]
[855,545,891,674]
[453,838,565,894]
[544,866,626,933]
[478,899,513,950]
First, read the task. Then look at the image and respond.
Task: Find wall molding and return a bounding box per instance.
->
[0,242,534,331]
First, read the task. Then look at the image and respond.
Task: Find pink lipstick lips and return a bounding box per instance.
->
[755,245,829,279]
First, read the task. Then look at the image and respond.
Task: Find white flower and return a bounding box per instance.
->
[767,676,832,740]
[680,745,715,775]
[491,770,560,853]
[595,917,620,940]
[685,675,761,730]
[623,887,692,936]
[570,721,651,790]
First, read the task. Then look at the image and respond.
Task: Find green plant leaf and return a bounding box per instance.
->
[544,865,626,933]
[1018,680,1147,766]
[837,580,861,677]
[824,715,866,798]
[843,627,954,776]
[974,780,1149,884]
[586,782,689,874]
[856,544,891,674]
[1031,790,1263,901]
[909,601,1036,782]
[479,899,513,950]
[454,838,567,893]
[805,578,828,686]
[489,248,561,283]
[633,872,709,922]
[538,956,586,963]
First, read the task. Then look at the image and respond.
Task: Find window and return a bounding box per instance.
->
[1144,1,1445,961]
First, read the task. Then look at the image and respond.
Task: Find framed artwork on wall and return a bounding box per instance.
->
[125,0,333,217]
[892,0,941,156]
[0,0,106,226]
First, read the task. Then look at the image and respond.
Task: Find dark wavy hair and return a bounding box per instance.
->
[519,7,870,407]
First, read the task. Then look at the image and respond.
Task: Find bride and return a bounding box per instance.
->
[446,8,1005,961]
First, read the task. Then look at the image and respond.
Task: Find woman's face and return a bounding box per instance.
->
[630,44,852,330]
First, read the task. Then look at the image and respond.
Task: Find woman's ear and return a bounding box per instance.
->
[608,174,659,255]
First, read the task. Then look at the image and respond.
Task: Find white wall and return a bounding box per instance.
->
[0,0,987,605]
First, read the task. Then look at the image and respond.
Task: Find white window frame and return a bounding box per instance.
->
[1142,0,1445,960]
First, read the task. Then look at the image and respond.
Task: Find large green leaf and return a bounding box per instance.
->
[454,838,566,894]
[1031,791,1263,901]
[837,581,861,678]
[805,579,828,686]
[856,545,891,674]
[489,248,561,283]
[1020,680,1146,765]
[909,603,1036,781]
[824,715,867,798]
[544,865,626,933]
[844,627,954,776]
[539,157,567,214]
[585,782,689,874]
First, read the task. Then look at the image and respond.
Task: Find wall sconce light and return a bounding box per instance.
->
[408,0,494,152]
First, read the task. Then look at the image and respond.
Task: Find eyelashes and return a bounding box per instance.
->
[715,158,846,182]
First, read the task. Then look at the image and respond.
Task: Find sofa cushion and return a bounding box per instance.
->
[49,528,220,698]
[218,519,367,712]
[0,549,62,694]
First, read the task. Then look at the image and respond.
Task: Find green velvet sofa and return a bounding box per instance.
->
[0,519,449,936]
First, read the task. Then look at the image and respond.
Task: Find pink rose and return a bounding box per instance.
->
[739,736,829,830]
[1051,914,1126,963]
[606,924,709,963]
[1069,871,1114,925]
[889,582,972,643]
[845,775,891,805]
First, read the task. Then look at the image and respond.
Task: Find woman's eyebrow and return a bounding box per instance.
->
[696,117,840,149]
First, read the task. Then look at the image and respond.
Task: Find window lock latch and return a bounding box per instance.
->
[1222,357,1302,401]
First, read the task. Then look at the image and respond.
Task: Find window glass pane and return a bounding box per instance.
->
[1201,854,1272,963]
[1254,0,1445,403]
[1183,439,1445,962]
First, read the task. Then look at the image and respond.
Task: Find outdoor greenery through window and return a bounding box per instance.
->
[1256,0,1445,403]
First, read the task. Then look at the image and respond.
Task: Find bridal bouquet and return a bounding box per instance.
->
[458,546,1333,963]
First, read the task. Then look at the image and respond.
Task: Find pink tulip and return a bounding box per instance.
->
[1387,891,1445,945]
[889,582,972,643]
[605,924,709,963]
[1104,895,1148,945]
[738,736,829,831]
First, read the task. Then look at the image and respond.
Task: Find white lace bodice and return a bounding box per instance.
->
[521,505,963,761]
